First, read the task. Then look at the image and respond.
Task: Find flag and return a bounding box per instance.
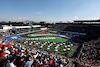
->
[0,43,2,47]
[34,43,36,47]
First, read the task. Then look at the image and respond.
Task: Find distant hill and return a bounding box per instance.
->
[23,20,36,23]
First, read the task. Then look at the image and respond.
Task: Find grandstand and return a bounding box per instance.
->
[1,20,100,67]
[50,20,100,66]
[51,23,100,41]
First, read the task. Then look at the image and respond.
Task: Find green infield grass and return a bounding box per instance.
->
[24,41,77,57]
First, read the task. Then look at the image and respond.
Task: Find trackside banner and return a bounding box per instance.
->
[54,34,71,39]
[29,33,54,36]
[25,37,56,40]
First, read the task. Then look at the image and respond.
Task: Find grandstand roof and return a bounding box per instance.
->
[74,19,100,22]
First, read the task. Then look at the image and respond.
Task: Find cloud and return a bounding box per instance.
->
[12,17,26,20]
[73,16,79,20]
[0,17,26,22]
[31,17,75,23]
[56,16,79,22]
[36,12,42,14]
[77,17,100,20]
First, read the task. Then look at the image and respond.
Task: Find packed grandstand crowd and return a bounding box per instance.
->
[0,32,71,67]
[0,23,100,67]
[80,39,100,66]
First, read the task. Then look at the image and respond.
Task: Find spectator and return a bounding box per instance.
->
[6,56,16,67]
[25,53,34,67]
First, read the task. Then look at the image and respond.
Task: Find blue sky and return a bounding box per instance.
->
[0,0,100,22]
